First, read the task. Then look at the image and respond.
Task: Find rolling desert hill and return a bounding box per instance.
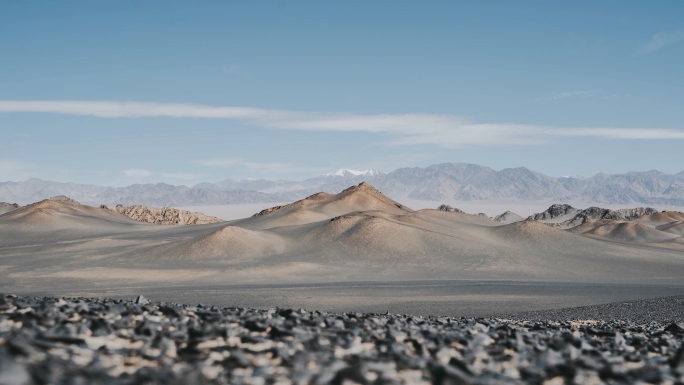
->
[1,182,684,301]
[0,198,143,231]
[634,211,684,227]
[0,198,154,246]
[583,222,681,243]
[657,221,684,236]
[233,182,413,230]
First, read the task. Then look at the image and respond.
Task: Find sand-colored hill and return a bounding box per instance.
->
[146,225,288,261]
[0,199,150,247]
[566,219,615,235]
[0,199,140,230]
[634,211,684,227]
[656,221,684,236]
[101,204,223,225]
[236,182,413,230]
[0,202,20,215]
[584,222,681,243]
[2,183,684,291]
[490,219,579,244]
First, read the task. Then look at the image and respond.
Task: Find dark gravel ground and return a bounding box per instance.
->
[1,294,684,385]
[507,295,684,324]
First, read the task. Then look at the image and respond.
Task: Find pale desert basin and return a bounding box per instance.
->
[2,182,684,317]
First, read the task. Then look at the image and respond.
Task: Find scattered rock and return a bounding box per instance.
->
[1,294,683,384]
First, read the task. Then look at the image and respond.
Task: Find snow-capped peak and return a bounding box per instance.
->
[324,169,384,177]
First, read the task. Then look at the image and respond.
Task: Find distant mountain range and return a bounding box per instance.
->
[1,164,684,206]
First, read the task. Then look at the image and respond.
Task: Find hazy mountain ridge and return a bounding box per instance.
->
[2,163,684,206]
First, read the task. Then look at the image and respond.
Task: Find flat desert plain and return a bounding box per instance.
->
[2,182,684,317]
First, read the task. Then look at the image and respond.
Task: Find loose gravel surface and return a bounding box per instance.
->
[1,294,684,385]
[508,295,684,324]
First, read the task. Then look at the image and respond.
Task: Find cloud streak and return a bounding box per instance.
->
[638,30,684,54]
[1,100,684,147]
[551,89,601,100]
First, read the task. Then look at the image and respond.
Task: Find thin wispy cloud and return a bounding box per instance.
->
[2,100,684,147]
[551,90,601,100]
[637,30,684,54]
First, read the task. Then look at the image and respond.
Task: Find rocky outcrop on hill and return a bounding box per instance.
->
[530,204,577,221]
[101,204,223,225]
[612,207,660,220]
[556,206,659,229]
[49,195,79,203]
[494,210,524,224]
[252,205,284,217]
[0,202,20,215]
[436,204,465,214]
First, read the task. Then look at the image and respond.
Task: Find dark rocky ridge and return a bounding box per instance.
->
[1,294,684,384]
[529,204,661,230]
[436,204,465,214]
[530,204,577,221]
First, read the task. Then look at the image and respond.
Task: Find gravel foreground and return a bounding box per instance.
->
[1,294,684,385]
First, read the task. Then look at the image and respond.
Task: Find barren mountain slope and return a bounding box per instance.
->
[0,199,152,246]
[101,204,223,225]
[3,184,684,288]
[634,211,684,227]
[143,225,289,262]
[656,221,684,236]
[234,182,413,230]
[583,222,681,243]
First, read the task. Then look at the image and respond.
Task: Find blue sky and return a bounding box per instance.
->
[1,1,683,186]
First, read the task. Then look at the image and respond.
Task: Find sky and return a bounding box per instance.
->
[1,1,683,186]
